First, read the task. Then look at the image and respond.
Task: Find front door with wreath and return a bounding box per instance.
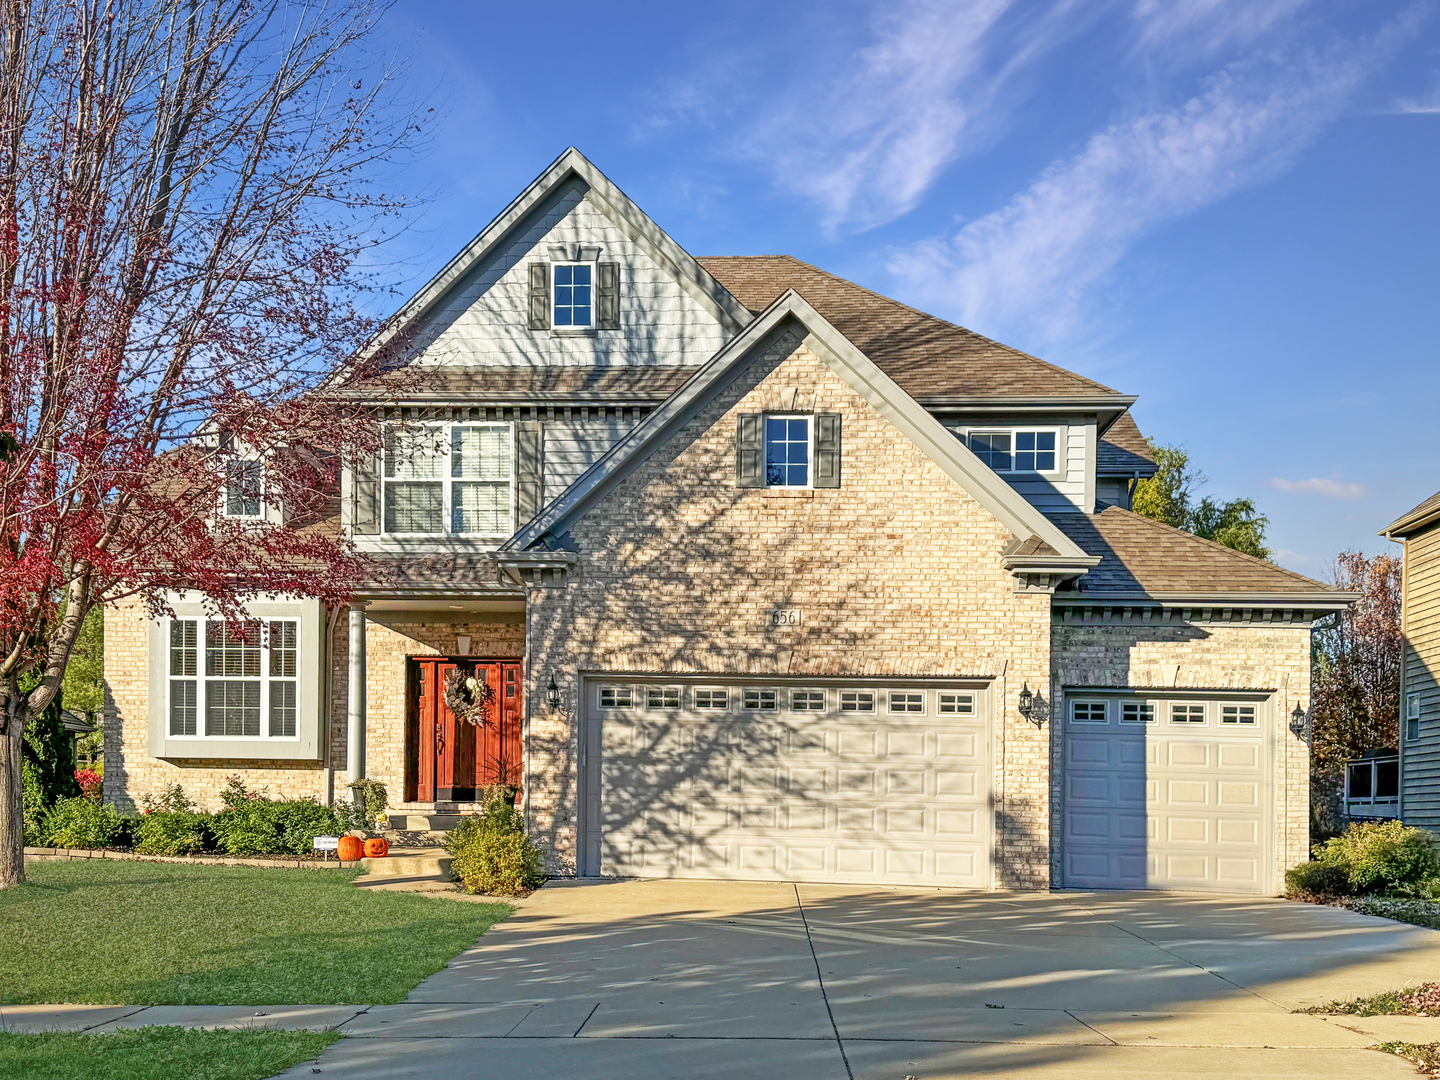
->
[405,657,522,803]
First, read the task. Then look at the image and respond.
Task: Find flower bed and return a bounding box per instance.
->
[24,846,358,869]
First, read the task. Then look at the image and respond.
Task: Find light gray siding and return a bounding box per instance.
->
[544,416,633,500]
[942,416,1092,513]
[1403,523,1440,830]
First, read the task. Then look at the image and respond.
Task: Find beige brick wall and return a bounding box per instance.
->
[103,594,523,813]
[1051,617,1314,890]
[525,334,1055,886]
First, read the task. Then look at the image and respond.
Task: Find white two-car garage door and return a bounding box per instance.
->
[580,679,992,887]
[1062,693,1272,894]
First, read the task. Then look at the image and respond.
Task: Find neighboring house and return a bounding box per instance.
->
[103,148,1355,894]
[1381,490,1440,831]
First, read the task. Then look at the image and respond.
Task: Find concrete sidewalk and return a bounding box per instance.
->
[10,881,1440,1078]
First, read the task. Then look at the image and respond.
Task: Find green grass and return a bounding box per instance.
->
[1378,1041,1440,1075]
[1300,982,1440,1016]
[0,1028,341,1080]
[0,861,511,1005]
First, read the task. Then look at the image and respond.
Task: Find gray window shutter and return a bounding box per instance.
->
[596,261,620,329]
[527,263,550,330]
[736,413,764,488]
[515,420,543,525]
[353,445,381,534]
[813,413,841,488]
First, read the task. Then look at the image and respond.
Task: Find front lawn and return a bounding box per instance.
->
[0,1028,340,1080]
[0,861,511,1005]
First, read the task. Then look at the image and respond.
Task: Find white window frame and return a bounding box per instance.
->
[1170,702,1207,725]
[599,686,632,709]
[381,421,515,538]
[840,691,875,713]
[1070,700,1108,724]
[221,459,265,520]
[1220,704,1258,726]
[552,261,594,328]
[888,691,925,715]
[694,688,728,711]
[938,692,974,715]
[1120,700,1157,724]
[962,427,1063,476]
[764,414,813,489]
[743,688,778,711]
[790,689,825,712]
[646,687,681,710]
[1408,693,1422,720]
[164,617,301,741]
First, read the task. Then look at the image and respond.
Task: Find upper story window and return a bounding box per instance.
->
[766,416,810,487]
[553,263,592,327]
[224,460,264,519]
[168,618,299,739]
[967,430,1057,473]
[382,423,512,536]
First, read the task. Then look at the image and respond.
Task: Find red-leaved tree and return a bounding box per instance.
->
[0,0,423,886]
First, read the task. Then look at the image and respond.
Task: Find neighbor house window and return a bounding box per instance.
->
[382,423,512,536]
[1071,701,1107,724]
[841,691,874,712]
[553,263,592,327]
[167,618,299,739]
[224,460,264,519]
[765,416,810,487]
[967,430,1057,473]
[1408,693,1421,742]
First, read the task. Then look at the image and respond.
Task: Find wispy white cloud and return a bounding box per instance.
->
[1130,0,1314,55]
[888,12,1418,340]
[1268,477,1369,498]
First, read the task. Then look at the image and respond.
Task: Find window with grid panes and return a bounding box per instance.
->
[765,416,810,487]
[599,687,631,708]
[1171,703,1206,724]
[841,691,874,712]
[224,460,264,518]
[889,692,923,713]
[382,423,512,536]
[743,689,777,711]
[553,264,592,327]
[1121,701,1155,724]
[694,689,727,710]
[167,618,299,740]
[647,687,680,709]
[791,690,824,711]
[938,693,973,714]
[1070,701,1107,723]
[1220,705,1256,725]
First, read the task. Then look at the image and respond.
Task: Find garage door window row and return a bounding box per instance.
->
[597,684,975,717]
[1068,699,1259,727]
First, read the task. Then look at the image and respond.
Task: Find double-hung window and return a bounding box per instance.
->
[553,263,592,327]
[224,460,264,519]
[168,618,299,739]
[382,423,513,536]
[967,430,1057,473]
[765,416,810,487]
[1408,693,1422,742]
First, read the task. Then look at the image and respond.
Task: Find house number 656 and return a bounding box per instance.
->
[771,609,802,626]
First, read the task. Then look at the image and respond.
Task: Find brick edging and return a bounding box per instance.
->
[23,847,360,870]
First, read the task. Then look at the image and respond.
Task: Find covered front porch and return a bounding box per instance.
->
[340,592,527,818]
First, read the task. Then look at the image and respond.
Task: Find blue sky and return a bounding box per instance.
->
[371,0,1440,579]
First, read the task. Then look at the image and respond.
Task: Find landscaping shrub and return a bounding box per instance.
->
[270,800,345,855]
[135,811,212,856]
[21,761,45,847]
[1284,860,1350,900]
[41,797,123,849]
[211,794,344,857]
[1315,820,1440,895]
[446,786,543,896]
[74,768,103,801]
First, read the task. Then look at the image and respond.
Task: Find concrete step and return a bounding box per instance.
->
[360,847,451,877]
[387,813,467,832]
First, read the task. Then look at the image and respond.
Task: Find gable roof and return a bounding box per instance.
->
[502,289,1099,572]
[1096,413,1157,475]
[1381,489,1440,540]
[698,256,1129,402]
[358,148,753,366]
[1048,507,1354,607]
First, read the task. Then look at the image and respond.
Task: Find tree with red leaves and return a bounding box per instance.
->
[0,0,423,887]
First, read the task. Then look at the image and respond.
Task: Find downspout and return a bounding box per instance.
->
[320,604,342,806]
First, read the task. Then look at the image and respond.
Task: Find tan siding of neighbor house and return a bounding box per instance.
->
[1403,523,1440,830]
[523,334,1056,887]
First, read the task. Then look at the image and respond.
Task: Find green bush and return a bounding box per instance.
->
[1284,860,1351,900]
[212,797,344,857]
[41,797,123,849]
[135,811,212,856]
[270,800,345,855]
[445,787,543,896]
[1315,820,1440,895]
[21,760,45,847]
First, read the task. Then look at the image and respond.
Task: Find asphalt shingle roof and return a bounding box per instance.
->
[1049,507,1330,596]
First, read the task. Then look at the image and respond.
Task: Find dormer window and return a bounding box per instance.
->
[967,430,1057,473]
[553,263,592,327]
[224,460,264,519]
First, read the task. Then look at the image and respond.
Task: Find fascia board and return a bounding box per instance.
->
[1053,590,1360,609]
[919,395,1137,410]
[1380,504,1440,540]
[508,290,1093,563]
[355,147,751,365]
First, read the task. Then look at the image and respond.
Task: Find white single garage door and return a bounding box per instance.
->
[580,679,992,887]
[1062,693,1271,894]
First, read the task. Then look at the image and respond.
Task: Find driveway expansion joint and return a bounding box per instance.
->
[793,882,856,1080]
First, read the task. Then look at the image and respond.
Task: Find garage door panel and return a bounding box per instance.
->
[598,680,991,887]
[1063,696,1270,895]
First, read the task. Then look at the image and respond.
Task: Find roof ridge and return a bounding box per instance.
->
[1097,505,1326,588]
[696,254,1121,396]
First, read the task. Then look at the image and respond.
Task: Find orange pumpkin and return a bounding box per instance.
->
[363,837,390,858]
[337,835,364,862]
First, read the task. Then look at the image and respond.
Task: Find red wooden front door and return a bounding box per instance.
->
[407,658,522,803]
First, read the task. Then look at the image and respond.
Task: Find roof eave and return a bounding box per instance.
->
[1380,504,1440,540]
[1054,589,1360,610]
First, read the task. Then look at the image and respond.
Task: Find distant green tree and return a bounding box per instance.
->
[21,682,78,807]
[1132,441,1271,560]
[61,608,104,766]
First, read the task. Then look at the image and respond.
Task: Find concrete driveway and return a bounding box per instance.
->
[281,880,1440,1079]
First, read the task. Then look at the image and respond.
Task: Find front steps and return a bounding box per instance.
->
[387,813,468,832]
[354,846,460,897]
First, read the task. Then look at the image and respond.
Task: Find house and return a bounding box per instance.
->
[1381,490,1440,831]
[103,148,1355,894]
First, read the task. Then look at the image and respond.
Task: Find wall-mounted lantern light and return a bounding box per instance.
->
[546,675,561,712]
[1019,683,1044,728]
[1289,701,1309,743]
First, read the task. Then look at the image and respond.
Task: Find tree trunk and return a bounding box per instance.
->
[0,721,25,888]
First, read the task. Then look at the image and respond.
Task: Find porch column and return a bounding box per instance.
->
[347,603,368,784]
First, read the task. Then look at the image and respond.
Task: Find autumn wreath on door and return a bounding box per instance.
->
[443,667,495,726]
